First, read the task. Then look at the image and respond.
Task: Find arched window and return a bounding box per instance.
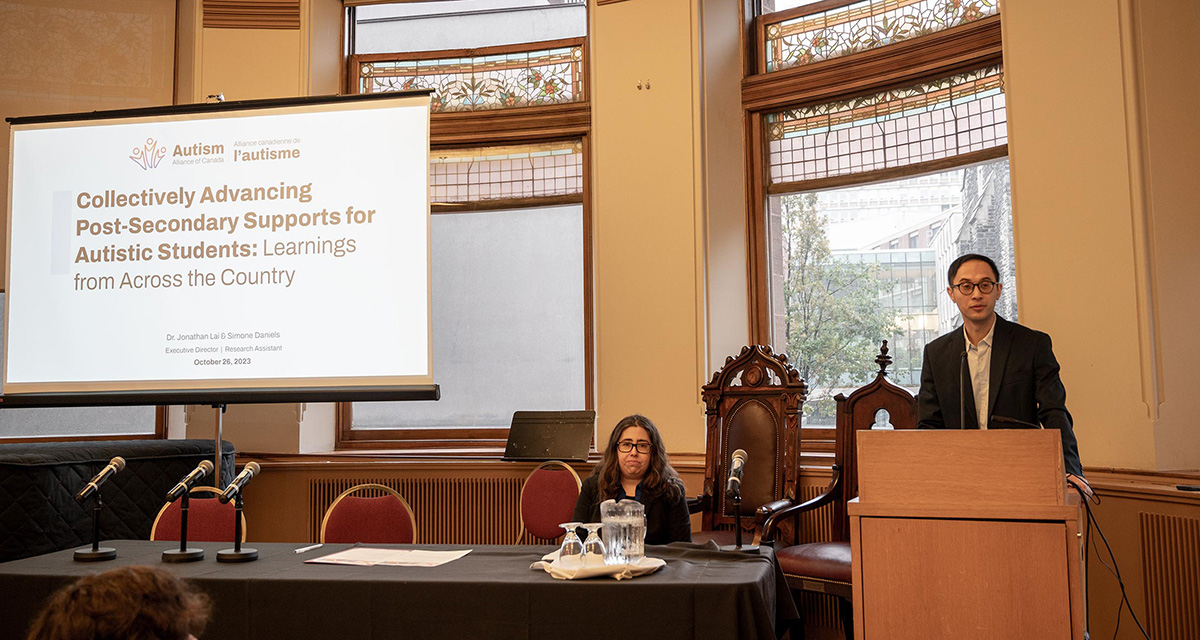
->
[746,2,1010,430]
[338,1,591,452]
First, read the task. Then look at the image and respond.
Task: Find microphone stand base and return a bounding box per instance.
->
[74,547,116,562]
[718,544,761,554]
[217,548,258,563]
[162,548,205,563]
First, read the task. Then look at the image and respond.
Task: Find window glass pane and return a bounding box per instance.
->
[768,157,1016,423]
[357,43,585,113]
[353,204,585,429]
[766,65,1005,187]
[431,141,583,205]
[354,1,586,54]
[0,293,156,438]
[762,0,999,72]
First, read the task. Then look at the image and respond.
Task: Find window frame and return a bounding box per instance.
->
[744,8,1004,466]
[336,34,593,453]
[0,406,168,443]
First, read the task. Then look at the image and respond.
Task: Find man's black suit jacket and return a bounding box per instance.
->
[917,314,1083,476]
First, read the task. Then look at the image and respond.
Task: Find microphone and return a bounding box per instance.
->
[165,460,214,502]
[218,462,261,504]
[75,457,126,503]
[725,449,748,499]
[991,415,1043,429]
[959,350,968,429]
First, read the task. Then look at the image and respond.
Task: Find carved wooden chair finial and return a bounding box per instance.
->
[875,340,892,377]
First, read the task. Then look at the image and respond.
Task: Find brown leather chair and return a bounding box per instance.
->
[761,342,917,639]
[692,344,808,546]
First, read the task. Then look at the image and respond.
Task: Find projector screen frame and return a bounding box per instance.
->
[4,91,439,408]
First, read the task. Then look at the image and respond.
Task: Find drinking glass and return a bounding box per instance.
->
[558,522,583,563]
[581,523,606,562]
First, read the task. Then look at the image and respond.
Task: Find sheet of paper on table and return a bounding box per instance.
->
[306,547,472,567]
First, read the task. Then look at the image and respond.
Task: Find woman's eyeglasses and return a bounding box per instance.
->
[617,441,652,454]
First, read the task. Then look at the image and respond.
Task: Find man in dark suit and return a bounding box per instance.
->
[918,253,1088,491]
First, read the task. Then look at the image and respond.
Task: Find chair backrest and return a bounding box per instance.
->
[700,345,807,531]
[829,341,918,540]
[517,460,582,543]
[150,486,245,543]
[320,483,416,544]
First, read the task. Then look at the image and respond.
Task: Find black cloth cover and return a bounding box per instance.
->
[0,439,235,562]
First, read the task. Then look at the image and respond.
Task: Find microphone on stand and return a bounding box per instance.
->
[218,462,260,504]
[217,462,261,563]
[75,457,126,503]
[721,449,759,553]
[959,350,969,430]
[165,460,214,502]
[725,449,748,499]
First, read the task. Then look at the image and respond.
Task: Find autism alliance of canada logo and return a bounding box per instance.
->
[131,138,166,170]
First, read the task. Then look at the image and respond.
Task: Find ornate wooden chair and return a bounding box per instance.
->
[515,460,582,544]
[320,483,416,544]
[761,342,917,638]
[692,345,807,546]
[150,486,245,543]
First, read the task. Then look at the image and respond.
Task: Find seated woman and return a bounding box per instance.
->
[572,414,692,544]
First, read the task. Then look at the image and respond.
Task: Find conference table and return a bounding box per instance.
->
[0,541,797,640]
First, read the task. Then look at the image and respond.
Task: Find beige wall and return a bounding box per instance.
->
[1002,0,1200,471]
[590,0,747,455]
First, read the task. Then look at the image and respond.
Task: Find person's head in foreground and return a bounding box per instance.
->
[26,565,211,640]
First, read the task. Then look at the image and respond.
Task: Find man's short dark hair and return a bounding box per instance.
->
[947,253,1000,285]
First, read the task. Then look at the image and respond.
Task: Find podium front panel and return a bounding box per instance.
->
[858,516,1073,639]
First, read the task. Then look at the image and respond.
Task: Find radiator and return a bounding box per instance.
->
[1140,512,1200,640]
[309,476,559,546]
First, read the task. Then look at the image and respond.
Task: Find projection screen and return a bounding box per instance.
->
[4,93,434,405]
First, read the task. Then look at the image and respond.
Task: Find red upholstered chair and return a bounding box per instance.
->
[692,345,807,546]
[150,486,245,543]
[762,342,917,639]
[516,460,582,544]
[320,483,416,544]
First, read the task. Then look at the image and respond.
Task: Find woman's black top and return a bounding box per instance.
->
[571,475,692,545]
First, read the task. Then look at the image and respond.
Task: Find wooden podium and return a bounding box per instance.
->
[849,429,1083,639]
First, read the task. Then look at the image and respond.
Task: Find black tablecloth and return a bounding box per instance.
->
[0,541,798,640]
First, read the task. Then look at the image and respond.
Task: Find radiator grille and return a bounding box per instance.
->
[1140,512,1200,640]
[309,476,559,546]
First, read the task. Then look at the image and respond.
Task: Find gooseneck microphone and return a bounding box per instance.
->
[75,457,126,503]
[218,462,260,504]
[959,349,968,429]
[165,460,214,502]
[725,449,748,499]
[991,415,1043,429]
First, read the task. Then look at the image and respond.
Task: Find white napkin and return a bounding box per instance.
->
[530,550,665,580]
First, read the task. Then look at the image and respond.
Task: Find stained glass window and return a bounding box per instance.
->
[358,43,585,113]
[763,0,998,73]
[430,140,582,206]
[766,64,1005,188]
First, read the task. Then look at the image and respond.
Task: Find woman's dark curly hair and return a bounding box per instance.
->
[26,565,211,640]
[592,414,684,502]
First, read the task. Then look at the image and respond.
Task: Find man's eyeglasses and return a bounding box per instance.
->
[617,441,652,454]
[950,280,998,295]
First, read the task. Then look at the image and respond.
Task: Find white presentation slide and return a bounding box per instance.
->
[5,95,432,394]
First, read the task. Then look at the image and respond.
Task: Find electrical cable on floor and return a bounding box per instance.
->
[1070,483,1152,640]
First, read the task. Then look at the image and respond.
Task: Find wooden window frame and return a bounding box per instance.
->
[0,407,168,443]
[744,15,1003,342]
[337,36,593,453]
[745,8,1007,468]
